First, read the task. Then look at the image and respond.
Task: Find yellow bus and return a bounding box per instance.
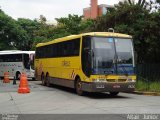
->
[35,32,136,96]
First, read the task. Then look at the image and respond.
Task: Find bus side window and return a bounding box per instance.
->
[0,55,3,62]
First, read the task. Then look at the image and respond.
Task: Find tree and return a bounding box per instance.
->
[56,14,83,34]
[39,15,47,24]
[0,10,28,50]
[56,14,93,34]
[17,18,41,50]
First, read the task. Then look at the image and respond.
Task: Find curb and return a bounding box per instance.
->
[127,91,160,96]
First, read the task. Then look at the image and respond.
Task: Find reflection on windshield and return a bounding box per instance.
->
[115,38,133,64]
[23,53,35,70]
[115,38,134,75]
[92,37,134,75]
[92,37,115,74]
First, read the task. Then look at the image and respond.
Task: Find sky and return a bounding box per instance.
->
[0,0,123,21]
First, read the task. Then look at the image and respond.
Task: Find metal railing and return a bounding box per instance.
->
[136,64,160,82]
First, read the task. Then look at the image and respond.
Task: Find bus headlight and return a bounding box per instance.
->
[128,78,135,82]
[92,79,99,82]
[128,85,135,88]
[128,78,132,82]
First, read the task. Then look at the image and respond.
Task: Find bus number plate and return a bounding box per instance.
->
[113,85,120,88]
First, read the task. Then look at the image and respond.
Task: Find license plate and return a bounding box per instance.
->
[96,85,105,88]
[113,85,120,88]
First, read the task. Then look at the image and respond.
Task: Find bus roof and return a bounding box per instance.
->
[36,32,132,47]
[0,51,35,55]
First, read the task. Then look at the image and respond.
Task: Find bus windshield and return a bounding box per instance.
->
[92,37,134,75]
[23,54,35,70]
[23,54,30,70]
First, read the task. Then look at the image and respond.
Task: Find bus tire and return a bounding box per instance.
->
[16,72,21,80]
[109,92,119,96]
[75,78,84,96]
[46,74,50,87]
[41,73,46,86]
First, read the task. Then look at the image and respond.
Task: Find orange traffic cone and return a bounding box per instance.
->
[18,73,30,94]
[3,72,10,83]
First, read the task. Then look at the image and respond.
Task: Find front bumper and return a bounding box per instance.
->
[82,82,136,92]
[26,72,35,79]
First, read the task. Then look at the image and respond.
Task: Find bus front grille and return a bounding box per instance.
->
[118,79,127,82]
[106,79,127,82]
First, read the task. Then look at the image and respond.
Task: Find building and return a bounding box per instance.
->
[83,0,114,19]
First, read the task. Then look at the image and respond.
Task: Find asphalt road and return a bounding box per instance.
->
[0,80,160,119]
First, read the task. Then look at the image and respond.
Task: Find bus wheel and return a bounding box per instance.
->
[109,92,119,96]
[46,74,50,87]
[75,78,84,96]
[41,74,46,86]
[16,72,21,80]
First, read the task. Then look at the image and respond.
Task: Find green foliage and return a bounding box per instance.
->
[32,14,94,49]
[55,14,93,34]
[17,18,41,50]
[157,0,160,3]
[56,14,82,34]
[136,80,160,92]
[39,15,47,24]
[17,14,93,50]
[136,80,149,91]
[149,82,160,92]
[0,10,28,50]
